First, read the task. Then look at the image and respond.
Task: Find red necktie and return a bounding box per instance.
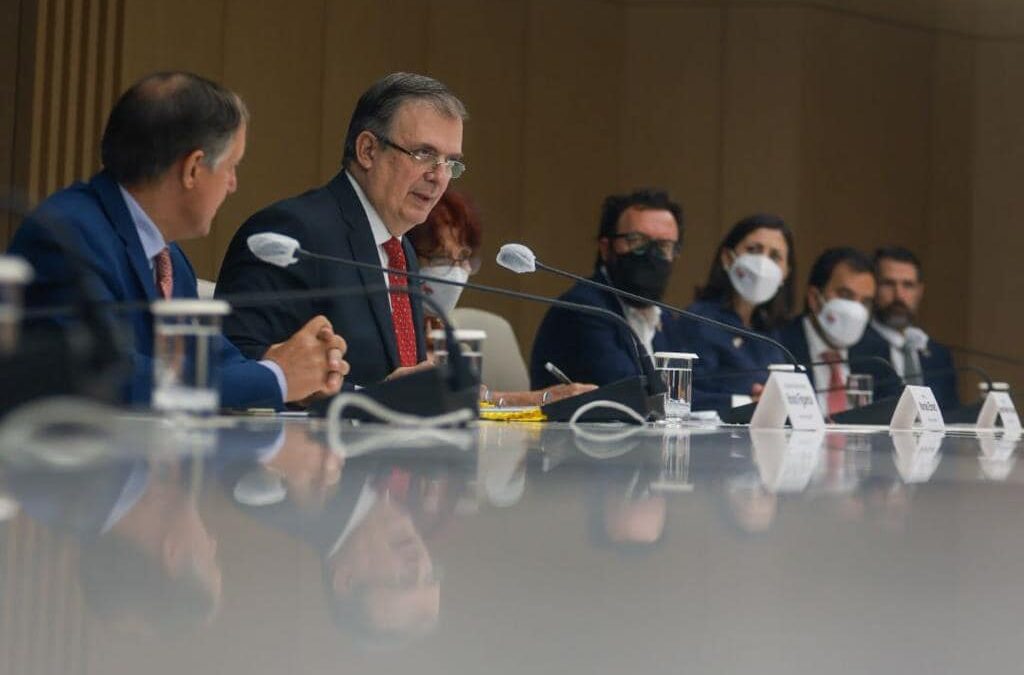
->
[154,247,173,299]
[821,349,847,417]
[382,237,417,367]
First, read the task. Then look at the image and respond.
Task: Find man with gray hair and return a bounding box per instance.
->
[216,72,468,387]
[8,71,349,409]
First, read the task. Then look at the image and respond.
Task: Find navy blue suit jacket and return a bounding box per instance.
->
[7,171,281,409]
[665,299,787,412]
[850,324,960,410]
[216,172,427,388]
[777,316,813,366]
[529,272,671,389]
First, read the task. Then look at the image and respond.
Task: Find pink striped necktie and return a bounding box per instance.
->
[154,247,173,299]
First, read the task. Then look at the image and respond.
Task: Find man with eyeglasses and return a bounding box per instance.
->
[216,72,467,387]
[530,189,685,389]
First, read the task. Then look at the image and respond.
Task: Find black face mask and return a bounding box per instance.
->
[606,248,673,307]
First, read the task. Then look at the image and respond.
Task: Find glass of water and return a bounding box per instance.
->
[429,328,486,383]
[0,256,33,355]
[846,373,874,409]
[653,352,698,425]
[151,299,231,415]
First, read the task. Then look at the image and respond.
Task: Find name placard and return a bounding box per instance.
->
[751,429,826,493]
[890,385,945,431]
[976,392,1022,433]
[891,430,945,484]
[750,371,825,431]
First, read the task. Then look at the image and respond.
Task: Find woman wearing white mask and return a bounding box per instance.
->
[667,214,795,412]
[408,191,595,407]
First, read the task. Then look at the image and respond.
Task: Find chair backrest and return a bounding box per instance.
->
[450,307,530,392]
[196,279,216,300]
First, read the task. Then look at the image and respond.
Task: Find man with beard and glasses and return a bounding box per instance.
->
[529,189,684,388]
[850,246,959,410]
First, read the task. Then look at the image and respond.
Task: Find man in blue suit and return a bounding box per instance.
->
[216,73,467,387]
[8,72,349,409]
[530,189,684,389]
[851,246,960,410]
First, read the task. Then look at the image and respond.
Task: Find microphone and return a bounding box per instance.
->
[496,242,802,367]
[247,233,667,422]
[245,234,478,421]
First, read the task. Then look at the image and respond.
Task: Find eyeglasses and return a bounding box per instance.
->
[376,135,466,179]
[610,232,682,261]
[422,255,482,275]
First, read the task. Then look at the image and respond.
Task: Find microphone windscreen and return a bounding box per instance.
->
[496,243,536,274]
[247,232,301,267]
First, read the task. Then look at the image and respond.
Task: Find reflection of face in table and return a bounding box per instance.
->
[6,457,222,635]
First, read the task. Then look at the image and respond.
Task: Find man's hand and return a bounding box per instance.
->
[750,382,765,402]
[264,315,349,403]
[385,359,436,381]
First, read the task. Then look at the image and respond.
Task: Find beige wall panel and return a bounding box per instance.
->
[121,0,226,273]
[206,0,329,281]
[799,9,932,278]
[970,40,1024,391]
[517,0,623,357]
[1,0,23,244]
[422,0,528,330]
[720,6,803,270]
[121,0,225,82]
[318,0,429,181]
[923,34,973,365]
[619,5,723,310]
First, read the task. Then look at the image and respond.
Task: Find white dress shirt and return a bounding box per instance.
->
[345,171,402,309]
[871,319,928,379]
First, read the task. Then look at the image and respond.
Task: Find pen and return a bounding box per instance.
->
[544,361,573,385]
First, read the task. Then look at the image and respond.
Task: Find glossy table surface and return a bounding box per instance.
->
[0,405,1021,675]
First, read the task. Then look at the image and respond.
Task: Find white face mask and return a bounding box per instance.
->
[816,297,870,348]
[727,253,784,305]
[420,264,470,317]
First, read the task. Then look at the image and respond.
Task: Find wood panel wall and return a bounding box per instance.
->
[3,0,1022,391]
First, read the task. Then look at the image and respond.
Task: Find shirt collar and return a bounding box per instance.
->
[803,314,845,360]
[871,319,906,348]
[117,184,167,264]
[345,171,397,247]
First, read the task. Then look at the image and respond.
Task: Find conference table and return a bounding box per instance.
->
[0,405,1021,675]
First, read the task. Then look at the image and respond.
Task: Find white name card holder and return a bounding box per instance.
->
[750,369,825,431]
[976,391,1022,433]
[751,428,826,493]
[890,385,945,431]
[891,430,945,484]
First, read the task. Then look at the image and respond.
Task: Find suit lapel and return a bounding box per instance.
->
[91,172,159,301]
[327,173,399,370]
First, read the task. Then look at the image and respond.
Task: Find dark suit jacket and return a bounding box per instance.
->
[216,172,427,387]
[664,299,787,413]
[529,271,672,389]
[7,171,281,409]
[777,315,813,366]
[850,323,960,411]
